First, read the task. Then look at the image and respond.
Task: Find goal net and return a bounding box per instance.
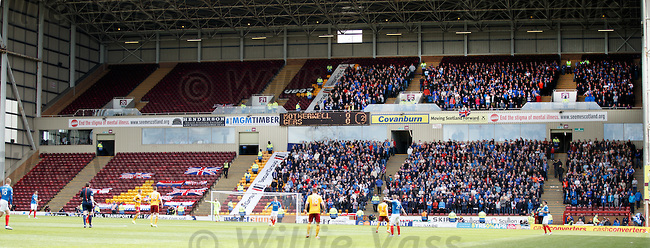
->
[209,191,303,223]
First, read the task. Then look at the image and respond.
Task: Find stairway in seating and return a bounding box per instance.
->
[262,59,307,100]
[365,154,407,213]
[46,156,113,212]
[555,74,579,101]
[542,153,567,224]
[192,155,258,216]
[128,62,177,110]
[406,56,442,92]
[42,65,109,115]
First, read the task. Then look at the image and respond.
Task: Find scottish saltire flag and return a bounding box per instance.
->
[184,167,220,176]
[167,188,208,196]
[157,181,185,187]
[459,107,471,117]
[120,172,154,179]
[184,180,208,186]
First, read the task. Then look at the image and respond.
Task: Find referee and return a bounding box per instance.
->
[80,182,96,228]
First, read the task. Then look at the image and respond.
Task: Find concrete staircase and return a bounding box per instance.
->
[127,62,177,110]
[192,155,258,216]
[555,73,580,101]
[46,156,113,211]
[542,153,567,224]
[385,154,407,178]
[406,57,442,92]
[366,154,407,213]
[262,59,307,100]
[42,65,109,115]
[556,74,576,90]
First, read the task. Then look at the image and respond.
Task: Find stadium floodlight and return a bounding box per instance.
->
[124,41,139,44]
[455,31,471,34]
[210,191,302,223]
[319,34,334,38]
[186,38,202,42]
[252,36,267,40]
[527,30,543,33]
[598,29,614,32]
[386,33,402,36]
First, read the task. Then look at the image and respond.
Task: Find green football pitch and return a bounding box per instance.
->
[0,215,648,248]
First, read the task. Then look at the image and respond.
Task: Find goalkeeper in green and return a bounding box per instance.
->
[206,200,221,222]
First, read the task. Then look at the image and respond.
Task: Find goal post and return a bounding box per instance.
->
[208,191,303,223]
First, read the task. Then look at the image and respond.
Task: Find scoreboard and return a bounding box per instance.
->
[280,112,369,126]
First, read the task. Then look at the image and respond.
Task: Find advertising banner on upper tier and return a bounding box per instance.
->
[225,115,280,126]
[371,114,430,124]
[488,112,607,123]
[429,113,488,124]
[69,117,183,128]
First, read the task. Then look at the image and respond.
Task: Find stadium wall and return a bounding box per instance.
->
[106,26,641,63]
[32,110,642,157]
[1,0,100,169]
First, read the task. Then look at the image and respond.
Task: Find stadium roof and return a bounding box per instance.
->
[45,0,642,43]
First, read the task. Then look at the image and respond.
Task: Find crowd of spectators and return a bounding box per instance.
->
[573,60,638,108]
[421,59,559,110]
[561,140,643,212]
[272,140,393,213]
[386,139,550,215]
[321,64,414,111]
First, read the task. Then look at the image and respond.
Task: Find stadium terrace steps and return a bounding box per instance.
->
[540,96,553,102]
[543,153,568,224]
[406,60,438,92]
[406,65,424,92]
[46,156,113,212]
[42,65,109,116]
[556,74,577,90]
[127,63,178,110]
[212,155,257,192]
[261,60,307,98]
[192,155,257,216]
[365,154,409,213]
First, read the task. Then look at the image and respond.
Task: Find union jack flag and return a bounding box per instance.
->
[459,107,471,117]
[167,188,208,196]
[184,167,220,176]
[120,172,154,179]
